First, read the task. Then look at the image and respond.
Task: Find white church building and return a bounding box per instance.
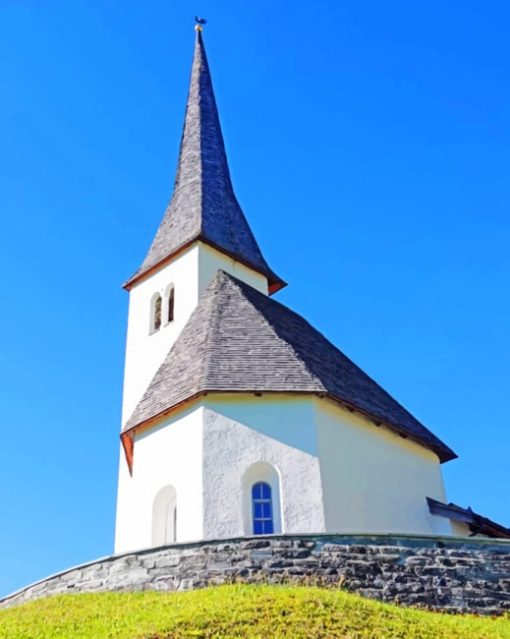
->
[114,29,504,554]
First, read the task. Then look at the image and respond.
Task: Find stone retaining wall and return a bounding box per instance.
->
[2,534,510,615]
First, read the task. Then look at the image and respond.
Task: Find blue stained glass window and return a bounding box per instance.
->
[252,481,274,535]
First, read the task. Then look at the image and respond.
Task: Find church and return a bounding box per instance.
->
[114,28,506,553]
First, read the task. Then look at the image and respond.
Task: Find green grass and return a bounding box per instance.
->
[0,585,509,639]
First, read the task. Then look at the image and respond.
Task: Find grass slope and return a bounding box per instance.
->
[0,585,509,639]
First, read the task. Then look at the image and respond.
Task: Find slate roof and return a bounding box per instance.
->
[125,31,284,293]
[124,271,456,463]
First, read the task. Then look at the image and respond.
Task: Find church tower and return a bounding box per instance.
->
[120,29,284,428]
[115,28,455,553]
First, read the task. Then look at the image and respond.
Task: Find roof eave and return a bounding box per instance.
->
[122,237,286,294]
[121,389,456,465]
[321,392,457,464]
[427,497,510,539]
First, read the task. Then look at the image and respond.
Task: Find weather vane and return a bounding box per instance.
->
[195,16,207,32]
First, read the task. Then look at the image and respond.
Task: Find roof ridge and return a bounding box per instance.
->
[222,273,327,391]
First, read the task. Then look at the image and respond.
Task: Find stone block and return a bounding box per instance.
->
[153,555,182,569]
[241,539,271,549]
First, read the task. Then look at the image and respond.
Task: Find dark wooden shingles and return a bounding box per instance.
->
[124,271,455,463]
[127,31,283,290]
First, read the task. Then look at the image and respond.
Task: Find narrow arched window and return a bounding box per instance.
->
[164,501,177,544]
[243,463,281,535]
[152,485,177,546]
[167,286,175,323]
[151,294,162,333]
[154,295,162,330]
[252,482,274,535]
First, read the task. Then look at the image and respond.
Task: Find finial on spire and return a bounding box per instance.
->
[195,16,207,32]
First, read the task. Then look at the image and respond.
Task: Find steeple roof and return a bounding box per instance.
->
[123,271,456,464]
[125,30,284,293]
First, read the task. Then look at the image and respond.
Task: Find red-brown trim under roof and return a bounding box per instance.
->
[121,431,135,476]
[123,236,286,295]
[120,390,456,473]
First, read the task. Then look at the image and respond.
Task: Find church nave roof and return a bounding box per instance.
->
[123,270,456,464]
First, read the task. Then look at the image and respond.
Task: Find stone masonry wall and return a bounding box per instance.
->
[2,534,510,615]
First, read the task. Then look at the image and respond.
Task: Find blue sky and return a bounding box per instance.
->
[1,0,509,596]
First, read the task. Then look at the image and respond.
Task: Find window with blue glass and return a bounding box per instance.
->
[252,482,274,534]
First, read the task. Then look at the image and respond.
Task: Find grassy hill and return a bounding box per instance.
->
[0,584,509,638]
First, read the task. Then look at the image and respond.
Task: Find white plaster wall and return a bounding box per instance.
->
[315,398,452,535]
[114,407,203,553]
[201,395,326,538]
[449,520,490,538]
[198,243,269,296]
[451,521,471,537]
[115,391,455,552]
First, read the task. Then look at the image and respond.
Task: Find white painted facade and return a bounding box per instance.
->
[115,389,451,553]
[115,236,454,554]
[115,406,204,552]
[315,398,451,536]
[115,395,326,553]
[202,396,326,538]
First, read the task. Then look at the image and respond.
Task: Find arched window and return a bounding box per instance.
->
[150,293,162,333]
[252,481,274,535]
[154,295,162,331]
[167,286,175,323]
[152,485,177,546]
[242,462,282,535]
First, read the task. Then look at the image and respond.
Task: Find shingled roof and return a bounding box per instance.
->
[125,30,284,293]
[427,498,510,539]
[124,271,456,463]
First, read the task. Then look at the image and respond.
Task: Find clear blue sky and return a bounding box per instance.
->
[1,0,509,596]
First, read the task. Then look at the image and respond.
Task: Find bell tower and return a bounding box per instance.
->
[120,28,284,425]
[115,27,284,551]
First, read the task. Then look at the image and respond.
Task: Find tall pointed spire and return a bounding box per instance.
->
[125,29,285,293]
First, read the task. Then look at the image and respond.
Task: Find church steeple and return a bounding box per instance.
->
[115,25,458,556]
[125,29,285,294]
